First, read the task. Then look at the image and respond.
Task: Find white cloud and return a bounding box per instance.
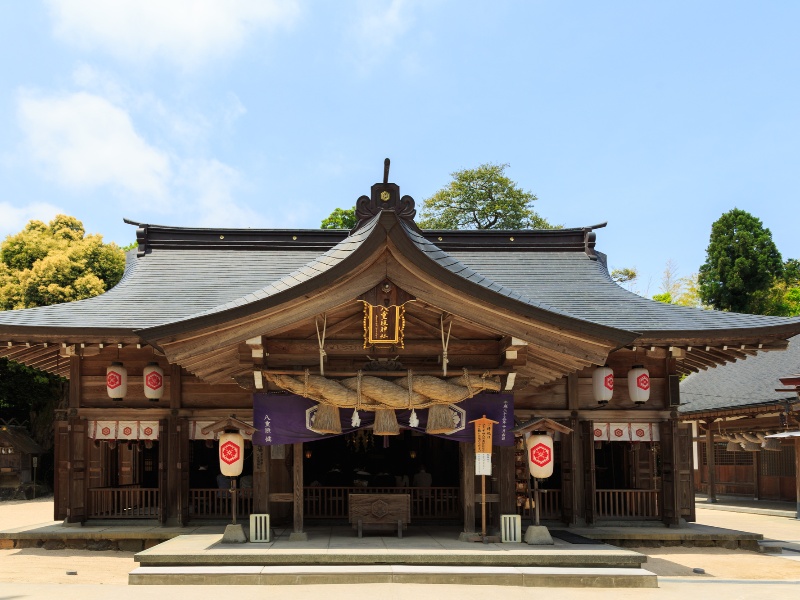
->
[177,159,268,228]
[17,90,172,200]
[350,0,418,73]
[0,202,64,238]
[15,89,267,228]
[46,0,301,68]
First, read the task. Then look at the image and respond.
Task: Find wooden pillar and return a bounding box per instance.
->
[498,445,515,516]
[753,451,761,501]
[565,374,583,525]
[705,421,717,503]
[461,442,476,534]
[253,445,270,514]
[795,438,800,520]
[166,364,184,524]
[290,442,307,540]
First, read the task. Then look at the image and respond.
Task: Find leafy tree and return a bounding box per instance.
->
[320,208,357,229]
[610,267,638,290]
[0,215,125,485]
[0,215,125,310]
[417,163,558,230]
[651,260,702,308]
[698,209,783,314]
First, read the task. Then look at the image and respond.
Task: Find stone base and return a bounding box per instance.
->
[221,524,247,544]
[524,525,554,545]
[289,532,308,542]
[458,532,501,543]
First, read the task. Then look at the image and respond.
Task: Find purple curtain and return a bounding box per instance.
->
[253,393,513,446]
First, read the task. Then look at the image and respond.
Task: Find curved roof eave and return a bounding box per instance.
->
[136,211,639,348]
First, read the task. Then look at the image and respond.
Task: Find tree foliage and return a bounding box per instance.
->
[0,215,125,310]
[417,163,558,230]
[0,215,125,482]
[320,207,357,229]
[698,209,783,314]
[651,260,702,308]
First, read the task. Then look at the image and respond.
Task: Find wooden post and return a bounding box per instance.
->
[795,438,800,520]
[290,442,307,540]
[753,450,761,501]
[498,444,515,515]
[705,421,717,503]
[461,442,475,534]
[252,445,269,514]
[481,475,487,537]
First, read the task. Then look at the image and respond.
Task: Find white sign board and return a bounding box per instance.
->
[475,452,492,476]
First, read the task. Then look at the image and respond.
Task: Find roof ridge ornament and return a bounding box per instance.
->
[352,158,417,232]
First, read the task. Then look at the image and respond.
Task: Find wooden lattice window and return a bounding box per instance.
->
[701,442,753,466]
[760,445,796,477]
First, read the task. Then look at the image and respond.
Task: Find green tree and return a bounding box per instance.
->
[0,215,125,309]
[320,208,357,229]
[0,215,126,483]
[698,209,783,314]
[417,163,558,229]
[651,260,703,308]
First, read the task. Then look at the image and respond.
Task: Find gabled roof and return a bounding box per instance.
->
[679,335,800,415]
[1,172,800,382]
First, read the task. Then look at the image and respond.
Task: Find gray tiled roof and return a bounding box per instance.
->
[679,335,800,414]
[448,250,797,334]
[0,217,799,341]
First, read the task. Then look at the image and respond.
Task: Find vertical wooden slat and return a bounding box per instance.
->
[293,443,304,535]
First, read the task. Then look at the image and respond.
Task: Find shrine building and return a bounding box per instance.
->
[1,168,799,535]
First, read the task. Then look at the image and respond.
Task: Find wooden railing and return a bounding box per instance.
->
[538,489,562,519]
[595,489,659,519]
[88,487,159,518]
[189,488,254,518]
[304,487,461,520]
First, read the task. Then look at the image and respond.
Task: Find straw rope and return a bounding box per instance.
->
[264,371,500,410]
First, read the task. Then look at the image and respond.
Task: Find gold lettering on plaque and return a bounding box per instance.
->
[361,302,405,347]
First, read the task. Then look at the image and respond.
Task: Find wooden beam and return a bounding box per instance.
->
[264,338,500,356]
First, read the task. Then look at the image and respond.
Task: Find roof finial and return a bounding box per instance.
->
[383,158,390,184]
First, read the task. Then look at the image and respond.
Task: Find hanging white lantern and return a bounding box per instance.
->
[525,433,554,479]
[219,431,244,476]
[627,365,650,404]
[143,362,164,401]
[592,366,614,405]
[106,362,127,400]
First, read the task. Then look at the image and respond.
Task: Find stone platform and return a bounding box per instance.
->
[129,526,657,587]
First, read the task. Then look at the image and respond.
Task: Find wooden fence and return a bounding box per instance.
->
[189,488,254,518]
[304,487,461,520]
[595,489,659,519]
[87,487,159,518]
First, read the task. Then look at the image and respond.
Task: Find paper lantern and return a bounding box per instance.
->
[526,433,554,479]
[219,431,244,476]
[143,362,164,401]
[627,365,650,404]
[592,366,614,405]
[106,362,127,400]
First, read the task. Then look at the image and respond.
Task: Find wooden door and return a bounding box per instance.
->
[634,443,655,490]
[677,424,696,522]
[67,418,87,523]
[581,420,595,524]
[54,421,70,520]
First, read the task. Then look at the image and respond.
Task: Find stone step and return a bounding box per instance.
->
[129,564,658,588]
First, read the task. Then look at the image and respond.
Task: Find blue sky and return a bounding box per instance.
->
[1,1,798,295]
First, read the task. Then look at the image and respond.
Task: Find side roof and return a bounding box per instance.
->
[679,334,800,415]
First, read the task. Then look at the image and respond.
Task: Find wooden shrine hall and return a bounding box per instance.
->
[2,165,800,536]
